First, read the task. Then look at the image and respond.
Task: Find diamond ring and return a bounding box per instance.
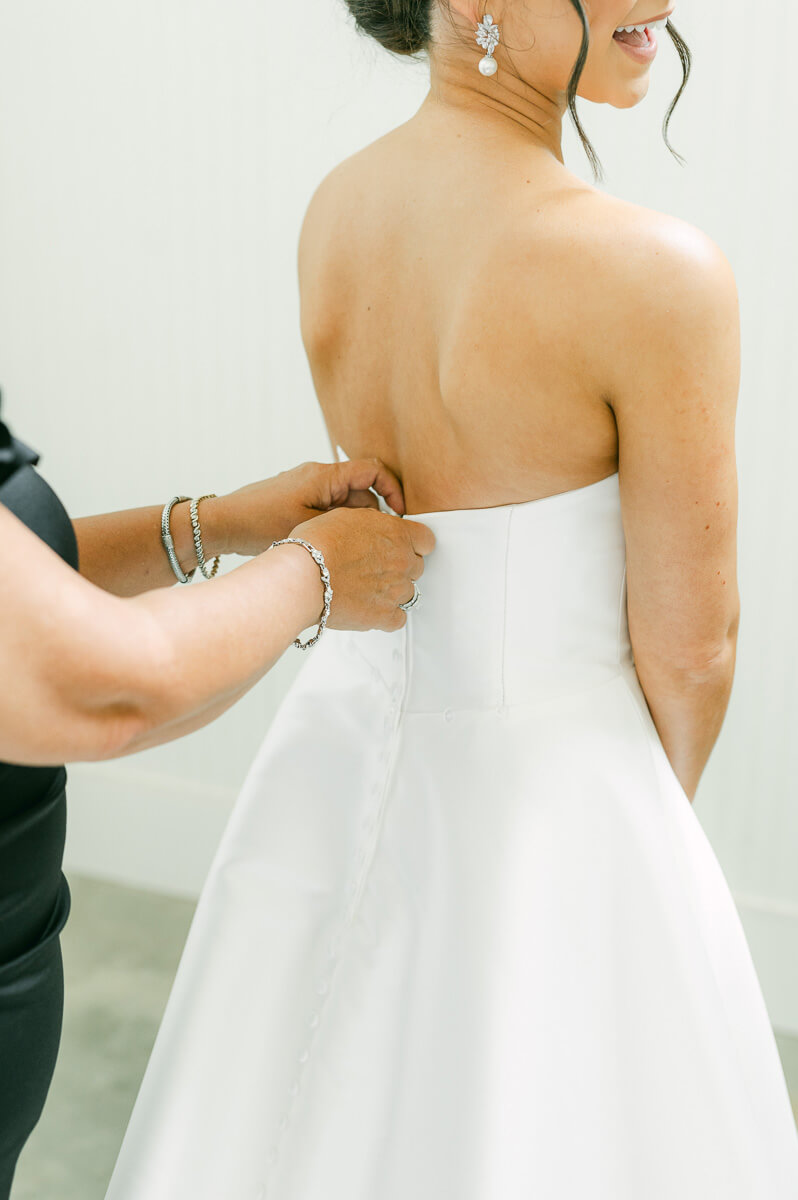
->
[398,583,421,612]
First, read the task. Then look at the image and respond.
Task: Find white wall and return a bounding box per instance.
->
[1,2,797,1028]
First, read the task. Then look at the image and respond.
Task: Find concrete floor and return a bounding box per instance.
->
[12,876,195,1200]
[11,874,798,1198]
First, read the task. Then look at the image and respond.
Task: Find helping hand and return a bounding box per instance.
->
[289,506,435,634]
[211,459,406,558]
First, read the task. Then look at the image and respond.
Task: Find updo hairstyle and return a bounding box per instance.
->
[342,0,692,180]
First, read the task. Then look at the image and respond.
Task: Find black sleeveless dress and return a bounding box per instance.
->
[0,403,76,1198]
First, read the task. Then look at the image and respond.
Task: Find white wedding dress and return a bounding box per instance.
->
[106,466,798,1199]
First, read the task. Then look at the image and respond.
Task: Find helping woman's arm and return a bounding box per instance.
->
[0,500,433,766]
[601,211,741,803]
[73,458,407,596]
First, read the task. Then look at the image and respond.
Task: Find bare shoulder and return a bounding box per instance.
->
[298,132,403,353]
[500,178,738,336]
[298,132,397,268]
[297,154,360,346]
[523,187,741,410]
[298,156,354,272]
[569,189,738,334]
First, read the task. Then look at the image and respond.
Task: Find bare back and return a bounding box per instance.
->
[299,102,742,727]
[299,109,623,514]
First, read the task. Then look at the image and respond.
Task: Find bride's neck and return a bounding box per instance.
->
[425,56,566,163]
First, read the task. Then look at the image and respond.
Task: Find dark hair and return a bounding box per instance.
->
[343,0,692,182]
[345,0,431,55]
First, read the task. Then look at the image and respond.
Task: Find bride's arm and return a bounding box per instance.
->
[600,211,741,803]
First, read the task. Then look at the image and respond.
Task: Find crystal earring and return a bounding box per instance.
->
[476,14,500,77]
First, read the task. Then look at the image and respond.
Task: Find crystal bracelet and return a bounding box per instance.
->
[161,495,196,584]
[190,494,221,580]
[269,537,333,650]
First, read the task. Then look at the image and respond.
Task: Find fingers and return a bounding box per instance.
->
[399,582,417,607]
[401,518,436,557]
[302,501,431,635]
[379,608,407,633]
[341,489,381,511]
[333,458,406,516]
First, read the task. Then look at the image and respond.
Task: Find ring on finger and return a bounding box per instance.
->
[398,582,421,612]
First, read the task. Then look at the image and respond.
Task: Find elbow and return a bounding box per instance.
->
[4,698,154,767]
[664,622,739,685]
[85,704,155,762]
[678,635,737,685]
[8,592,191,765]
[73,617,188,761]
[633,612,740,688]
[683,607,740,680]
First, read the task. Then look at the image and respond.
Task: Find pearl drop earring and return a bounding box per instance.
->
[476,14,500,76]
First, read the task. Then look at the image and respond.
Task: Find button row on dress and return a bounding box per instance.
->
[254,644,407,1200]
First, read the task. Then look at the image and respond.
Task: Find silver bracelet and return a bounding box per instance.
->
[269,537,333,650]
[161,496,196,584]
[189,494,221,580]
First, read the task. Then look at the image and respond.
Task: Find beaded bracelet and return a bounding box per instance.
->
[190,494,221,580]
[269,537,333,650]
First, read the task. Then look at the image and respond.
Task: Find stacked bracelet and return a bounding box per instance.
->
[190,494,221,580]
[161,496,196,584]
[160,493,220,584]
[269,537,333,650]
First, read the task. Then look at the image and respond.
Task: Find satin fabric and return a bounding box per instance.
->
[107,471,798,1199]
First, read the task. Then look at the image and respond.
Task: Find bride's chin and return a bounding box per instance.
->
[614,91,650,110]
[581,76,652,110]
[611,77,652,109]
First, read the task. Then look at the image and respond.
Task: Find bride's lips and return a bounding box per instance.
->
[613,9,673,65]
[613,25,658,64]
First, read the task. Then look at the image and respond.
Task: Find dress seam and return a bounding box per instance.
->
[256,628,409,1197]
[404,668,625,717]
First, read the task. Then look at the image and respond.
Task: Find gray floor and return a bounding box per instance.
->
[12,875,798,1199]
[12,876,195,1200]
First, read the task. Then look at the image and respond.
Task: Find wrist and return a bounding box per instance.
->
[202,490,295,558]
[167,495,229,576]
[269,542,327,633]
[194,494,234,558]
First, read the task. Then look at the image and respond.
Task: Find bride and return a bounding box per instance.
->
[106,2,798,1197]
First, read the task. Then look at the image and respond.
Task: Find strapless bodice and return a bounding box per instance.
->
[337,471,633,713]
